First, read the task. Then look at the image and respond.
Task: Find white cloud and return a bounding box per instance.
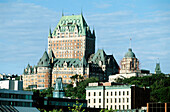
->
[0,2,59,74]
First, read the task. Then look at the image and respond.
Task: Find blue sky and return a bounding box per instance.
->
[0,0,170,75]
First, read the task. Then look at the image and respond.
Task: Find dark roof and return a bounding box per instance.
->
[124,48,136,58]
[37,51,50,67]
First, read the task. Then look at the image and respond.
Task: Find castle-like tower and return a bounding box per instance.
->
[48,14,95,60]
[22,14,119,90]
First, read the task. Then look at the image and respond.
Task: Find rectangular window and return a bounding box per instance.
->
[107,99,108,103]
[119,91,121,96]
[119,98,121,103]
[88,99,90,103]
[89,92,90,96]
[123,98,125,103]
[94,92,96,96]
[115,98,117,103]
[127,91,129,95]
[94,99,96,103]
[127,105,129,109]
[107,92,108,96]
[115,92,117,96]
[123,91,125,95]
[99,92,101,96]
[127,98,129,103]
[111,92,112,96]
[115,105,116,109]
[99,99,101,103]
[111,98,112,103]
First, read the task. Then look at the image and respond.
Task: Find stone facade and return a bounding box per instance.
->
[23,49,119,89]
[48,14,95,60]
[22,14,119,89]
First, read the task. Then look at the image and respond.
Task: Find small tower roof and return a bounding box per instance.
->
[48,28,52,37]
[155,63,161,74]
[124,48,136,58]
[37,51,50,67]
[26,64,30,69]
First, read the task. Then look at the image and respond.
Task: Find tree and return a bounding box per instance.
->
[68,101,85,112]
[65,77,99,99]
[115,73,170,102]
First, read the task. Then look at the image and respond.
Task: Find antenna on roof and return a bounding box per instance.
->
[157,58,160,63]
[130,37,132,48]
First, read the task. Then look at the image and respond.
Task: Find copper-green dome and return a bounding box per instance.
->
[124,48,136,58]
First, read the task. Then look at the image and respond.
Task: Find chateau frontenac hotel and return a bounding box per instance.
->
[22,14,119,89]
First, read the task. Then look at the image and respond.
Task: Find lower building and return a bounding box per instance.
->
[22,49,119,89]
[0,80,23,90]
[147,102,169,112]
[86,83,150,110]
[0,105,39,112]
[33,97,87,111]
[109,70,150,82]
[0,89,33,107]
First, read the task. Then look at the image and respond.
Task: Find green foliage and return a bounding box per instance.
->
[116,73,170,102]
[68,101,85,112]
[65,77,99,99]
[32,87,54,97]
[15,76,20,80]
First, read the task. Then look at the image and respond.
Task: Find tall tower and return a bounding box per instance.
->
[48,14,96,60]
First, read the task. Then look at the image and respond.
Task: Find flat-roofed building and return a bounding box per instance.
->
[0,80,23,90]
[86,83,150,110]
[0,89,33,107]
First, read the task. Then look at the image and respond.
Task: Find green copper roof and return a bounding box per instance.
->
[48,49,55,59]
[26,64,30,69]
[124,48,136,58]
[52,14,88,36]
[54,58,81,67]
[37,51,51,67]
[89,49,106,64]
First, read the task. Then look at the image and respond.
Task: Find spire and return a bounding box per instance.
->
[62,10,64,16]
[48,27,52,37]
[93,27,95,38]
[81,8,83,16]
[26,63,30,69]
